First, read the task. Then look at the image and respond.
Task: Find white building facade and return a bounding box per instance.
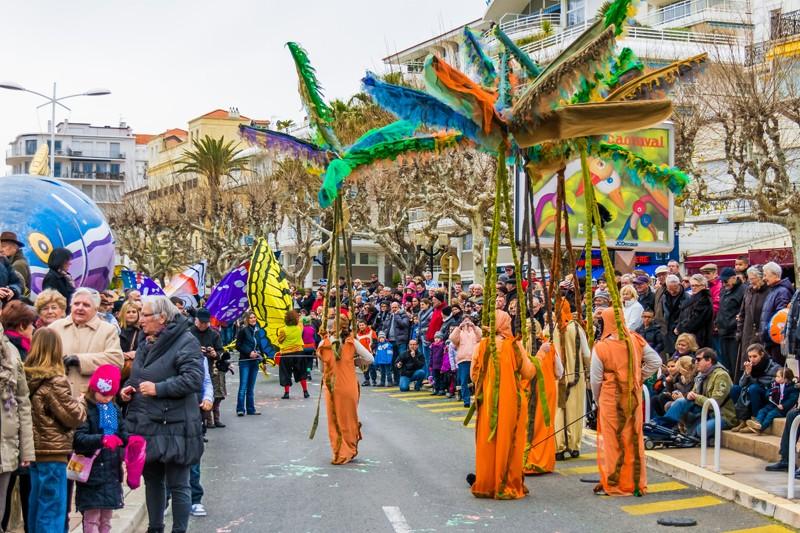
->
[6,120,138,209]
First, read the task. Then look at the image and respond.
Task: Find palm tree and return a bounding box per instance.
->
[275,119,296,132]
[177,135,250,215]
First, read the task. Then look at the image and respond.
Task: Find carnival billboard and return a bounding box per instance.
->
[517,123,675,253]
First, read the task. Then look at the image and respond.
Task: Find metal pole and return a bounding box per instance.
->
[50,82,56,177]
[700,398,721,472]
[787,414,800,499]
[642,386,651,424]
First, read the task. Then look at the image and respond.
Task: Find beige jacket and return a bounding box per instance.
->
[0,328,36,472]
[49,315,123,396]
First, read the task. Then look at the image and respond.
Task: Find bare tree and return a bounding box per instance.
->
[675,45,800,272]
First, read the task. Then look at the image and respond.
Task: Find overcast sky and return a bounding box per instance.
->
[0,0,485,165]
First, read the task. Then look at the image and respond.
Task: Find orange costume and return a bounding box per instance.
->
[470,311,535,499]
[523,342,562,474]
[591,307,651,496]
[316,335,363,465]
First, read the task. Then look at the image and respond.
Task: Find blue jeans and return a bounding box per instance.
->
[458,361,471,406]
[236,358,259,414]
[190,463,202,505]
[363,364,377,383]
[398,369,426,391]
[28,461,66,533]
[662,398,730,437]
[392,342,408,384]
[377,364,393,385]
[421,342,431,377]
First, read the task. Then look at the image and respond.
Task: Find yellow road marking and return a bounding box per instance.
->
[725,526,796,533]
[621,495,722,516]
[428,406,470,413]
[416,401,455,408]
[369,388,396,393]
[389,392,433,399]
[465,423,475,429]
[448,416,470,422]
[559,465,598,475]
[646,481,687,494]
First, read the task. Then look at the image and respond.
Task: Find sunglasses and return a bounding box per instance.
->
[695,357,706,362]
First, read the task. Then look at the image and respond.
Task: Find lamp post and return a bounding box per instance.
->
[414,232,449,274]
[0,81,110,177]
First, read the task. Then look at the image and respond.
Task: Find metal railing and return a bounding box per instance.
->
[639,0,751,28]
[518,19,741,58]
[643,386,651,423]
[772,9,800,41]
[787,414,800,499]
[700,398,721,473]
[497,12,561,37]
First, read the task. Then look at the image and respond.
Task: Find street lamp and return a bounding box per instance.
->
[414,232,449,274]
[0,81,111,177]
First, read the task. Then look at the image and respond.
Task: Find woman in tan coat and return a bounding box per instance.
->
[24,328,86,532]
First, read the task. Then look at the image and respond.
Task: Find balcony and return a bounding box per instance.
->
[67,172,126,181]
[518,18,743,63]
[485,11,562,43]
[639,0,751,30]
[771,9,800,41]
[67,148,126,159]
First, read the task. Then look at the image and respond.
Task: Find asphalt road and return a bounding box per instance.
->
[144,370,788,533]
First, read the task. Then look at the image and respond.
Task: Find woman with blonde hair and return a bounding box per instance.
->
[118,301,141,381]
[671,333,699,360]
[25,328,86,532]
[33,289,67,328]
[620,284,644,332]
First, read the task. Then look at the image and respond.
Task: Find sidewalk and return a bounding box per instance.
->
[584,429,800,529]
[66,487,146,533]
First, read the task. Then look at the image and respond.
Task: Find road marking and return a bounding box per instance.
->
[465,423,476,429]
[428,406,470,413]
[416,400,454,407]
[389,392,433,399]
[559,465,598,475]
[448,416,469,422]
[646,481,687,493]
[621,495,722,516]
[382,506,412,533]
[725,526,797,533]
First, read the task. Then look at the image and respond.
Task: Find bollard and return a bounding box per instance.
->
[787,414,800,499]
[700,398,721,473]
[642,386,651,424]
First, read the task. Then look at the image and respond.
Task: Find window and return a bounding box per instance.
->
[23,162,30,173]
[46,140,62,153]
[25,139,37,155]
[53,162,62,177]
[83,162,94,174]
[567,0,585,26]
[358,253,378,266]
[110,142,121,158]
[71,162,81,177]
[110,163,121,177]
[94,186,108,202]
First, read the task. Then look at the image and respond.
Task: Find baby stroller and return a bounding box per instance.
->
[643,421,700,450]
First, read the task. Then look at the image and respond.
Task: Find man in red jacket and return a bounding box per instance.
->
[425,292,447,346]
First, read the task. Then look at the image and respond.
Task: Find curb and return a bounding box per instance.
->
[68,487,146,533]
[645,450,800,529]
[582,429,800,529]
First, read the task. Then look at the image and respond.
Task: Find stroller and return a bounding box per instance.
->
[643,421,700,450]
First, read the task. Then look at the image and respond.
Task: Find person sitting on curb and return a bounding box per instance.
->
[653,347,736,439]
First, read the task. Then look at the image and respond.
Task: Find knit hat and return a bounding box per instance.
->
[378,331,387,338]
[89,364,121,397]
[593,290,611,303]
[720,267,737,281]
[434,331,445,339]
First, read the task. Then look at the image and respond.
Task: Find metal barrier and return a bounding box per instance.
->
[642,386,651,423]
[787,414,800,499]
[700,398,721,472]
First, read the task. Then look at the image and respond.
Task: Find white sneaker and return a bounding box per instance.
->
[190,503,207,517]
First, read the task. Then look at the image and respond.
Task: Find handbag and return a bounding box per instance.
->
[66,449,101,483]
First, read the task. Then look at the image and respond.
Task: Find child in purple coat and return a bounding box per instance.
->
[430,332,446,395]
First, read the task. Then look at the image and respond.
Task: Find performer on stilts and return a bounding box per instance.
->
[523,341,562,475]
[316,316,373,465]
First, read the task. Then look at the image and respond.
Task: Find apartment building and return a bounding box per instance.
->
[6,120,139,209]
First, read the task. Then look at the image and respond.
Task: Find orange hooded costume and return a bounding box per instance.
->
[317,335,362,465]
[470,310,535,499]
[593,306,648,496]
[523,341,562,475]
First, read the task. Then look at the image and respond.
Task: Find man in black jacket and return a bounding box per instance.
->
[190,309,225,428]
[716,268,745,373]
[387,301,410,384]
[0,255,23,304]
[395,339,426,391]
[661,275,689,354]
